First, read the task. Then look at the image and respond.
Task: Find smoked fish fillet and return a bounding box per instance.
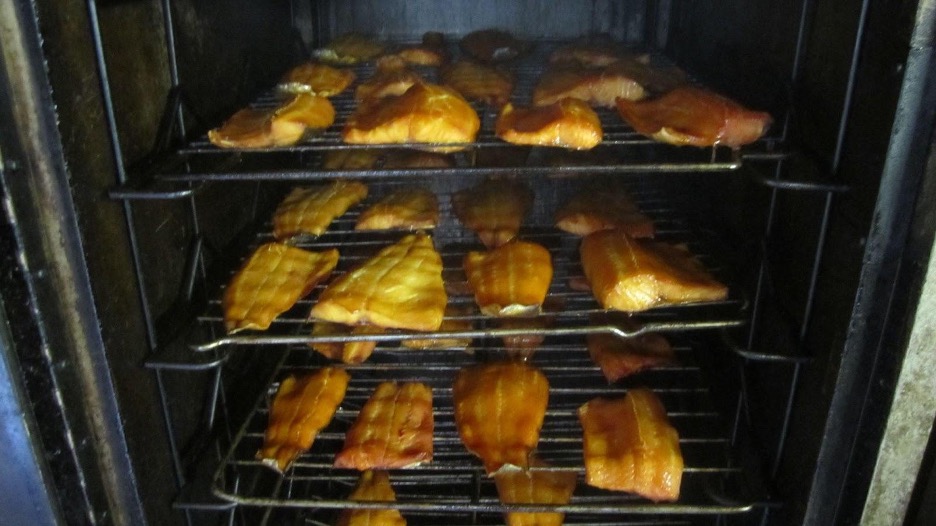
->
[460,29,531,63]
[355,58,424,101]
[401,305,473,349]
[344,83,480,152]
[256,368,350,472]
[496,99,602,150]
[334,382,434,470]
[549,39,645,68]
[579,229,728,312]
[615,86,772,148]
[310,232,447,331]
[310,322,385,364]
[463,240,554,316]
[442,60,515,107]
[355,188,440,231]
[208,93,335,148]
[222,243,339,333]
[314,33,385,65]
[493,460,577,526]
[278,62,356,96]
[587,332,674,382]
[451,179,533,248]
[388,31,449,67]
[272,181,368,240]
[555,186,655,238]
[453,362,549,474]
[336,470,407,526]
[578,389,683,501]
[534,59,685,108]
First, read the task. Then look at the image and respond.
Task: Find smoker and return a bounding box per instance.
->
[1,0,935,525]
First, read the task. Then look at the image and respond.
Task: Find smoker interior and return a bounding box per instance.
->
[5,0,933,525]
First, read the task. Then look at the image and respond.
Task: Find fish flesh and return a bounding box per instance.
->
[493,460,577,526]
[442,60,515,107]
[496,99,602,150]
[579,229,728,312]
[335,470,407,526]
[534,58,685,108]
[355,58,424,101]
[453,362,549,474]
[460,29,531,63]
[208,93,335,148]
[555,185,655,238]
[256,368,350,472]
[310,232,447,331]
[389,31,449,67]
[578,389,683,501]
[587,332,674,382]
[222,243,338,333]
[309,322,385,364]
[334,382,434,470]
[549,37,646,68]
[463,240,553,316]
[401,305,473,349]
[277,62,355,96]
[313,33,385,65]
[615,85,772,148]
[344,83,480,153]
[272,180,368,240]
[355,187,439,231]
[452,179,533,248]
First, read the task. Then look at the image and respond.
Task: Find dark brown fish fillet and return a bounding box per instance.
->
[334,382,434,470]
[578,389,683,501]
[336,470,407,526]
[587,332,674,382]
[555,186,655,238]
[451,179,533,248]
[256,368,350,472]
[460,29,531,62]
[453,362,549,474]
[442,60,515,107]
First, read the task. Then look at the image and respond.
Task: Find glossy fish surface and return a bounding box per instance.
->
[463,240,553,316]
[496,99,602,150]
[355,187,439,231]
[452,179,533,248]
[335,470,408,526]
[272,181,368,240]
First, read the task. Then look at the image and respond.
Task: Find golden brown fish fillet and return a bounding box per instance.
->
[453,362,549,473]
[222,243,339,333]
[534,59,684,108]
[460,29,531,62]
[578,389,683,501]
[310,232,447,331]
[494,460,577,526]
[615,85,772,148]
[336,470,407,526]
[256,368,350,472]
[401,305,473,349]
[277,62,356,96]
[451,179,533,248]
[272,181,368,240]
[344,83,480,152]
[496,99,602,150]
[587,332,674,382]
[355,188,439,231]
[579,229,728,312]
[309,322,385,364]
[334,382,434,470]
[442,60,515,107]
[388,31,449,67]
[314,33,385,65]
[355,59,424,101]
[555,186,655,238]
[208,93,336,148]
[463,240,553,316]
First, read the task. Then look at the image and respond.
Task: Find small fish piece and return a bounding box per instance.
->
[272,181,368,240]
[355,57,424,101]
[222,243,338,333]
[343,83,480,153]
[208,93,336,148]
[579,229,728,312]
[534,58,685,108]
[555,185,655,238]
[401,304,473,349]
[578,389,683,501]
[314,33,385,65]
[310,232,447,331]
[453,362,549,474]
[451,179,533,248]
[442,60,515,107]
[463,240,553,316]
[309,322,385,364]
[493,459,577,526]
[334,382,434,470]
[355,188,440,231]
[256,368,350,472]
[615,85,772,148]
[336,470,408,526]
[460,29,531,63]
[389,31,449,67]
[277,62,356,96]
[587,332,674,382]
[496,99,602,150]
